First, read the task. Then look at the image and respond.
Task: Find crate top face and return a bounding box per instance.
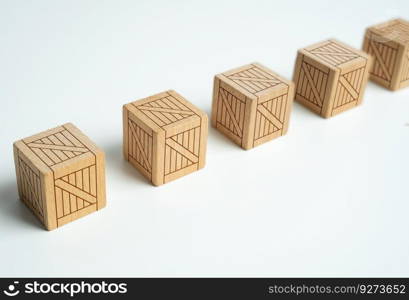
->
[216,63,291,100]
[125,90,207,133]
[300,39,370,71]
[369,18,409,46]
[14,123,101,174]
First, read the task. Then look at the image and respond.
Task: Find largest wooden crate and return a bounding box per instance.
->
[13,123,106,230]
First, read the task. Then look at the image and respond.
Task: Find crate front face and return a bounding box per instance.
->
[53,155,99,227]
[163,120,203,184]
[331,61,368,116]
[16,124,104,229]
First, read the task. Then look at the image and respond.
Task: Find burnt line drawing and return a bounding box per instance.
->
[296,57,329,111]
[132,92,198,128]
[164,126,200,177]
[18,156,44,221]
[128,119,153,175]
[215,87,246,141]
[226,66,282,94]
[308,41,361,66]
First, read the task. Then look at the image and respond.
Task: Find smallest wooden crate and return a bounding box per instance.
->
[13,123,106,230]
[363,18,409,90]
[123,90,208,186]
[211,62,294,150]
[293,39,372,118]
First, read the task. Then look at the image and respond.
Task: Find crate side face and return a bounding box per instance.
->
[253,86,290,146]
[295,53,331,115]
[126,117,154,181]
[365,31,400,88]
[163,116,205,184]
[214,80,248,147]
[401,49,409,85]
[14,147,46,226]
[331,60,368,116]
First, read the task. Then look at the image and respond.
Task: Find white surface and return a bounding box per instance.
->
[0,0,409,277]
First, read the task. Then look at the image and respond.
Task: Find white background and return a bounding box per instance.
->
[0,0,408,277]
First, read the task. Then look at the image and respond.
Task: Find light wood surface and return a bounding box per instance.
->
[211,63,294,150]
[293,39,372,118]
[123,90,208,186]
[362,18,409,90]
[13,123,106,230]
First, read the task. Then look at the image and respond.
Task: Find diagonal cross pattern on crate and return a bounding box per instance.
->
[254,94,288,141]
[216,87,246,140]
[132,94,196,128]
[226,65,282,94]
[17,156,44,222]
[332,66,367,111]
[296,60,329,112]
[128,119,153,177]
[307,41,360,66]
[366,38,398,83]
[54,164,97,220]
[25,129,90,167]
[164,126,200,177]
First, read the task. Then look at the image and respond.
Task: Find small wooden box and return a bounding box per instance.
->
[363,18,409,90]
[123,90,208,186]
[13,123,106,231]
[211,63,294,150]
[293,39,372,118]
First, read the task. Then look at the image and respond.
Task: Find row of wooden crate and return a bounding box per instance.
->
[12,18,409,230]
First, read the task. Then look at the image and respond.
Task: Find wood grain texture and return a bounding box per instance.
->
[362,18,409,90]
[13,123,106,230]
[123,90,208,186]
[294,39,372,118]
[212,63,294,150]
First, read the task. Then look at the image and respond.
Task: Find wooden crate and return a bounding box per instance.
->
[123,90,208,186]
[13,123,106,230]
[362,18,409,90]
[293,39,372,118]
[211,62,294,150]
